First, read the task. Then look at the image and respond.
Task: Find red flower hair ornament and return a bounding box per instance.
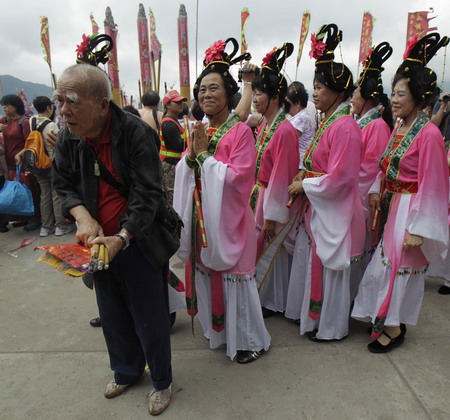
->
[309,33,326,60]
[261,47,277,67]
[76,34,92,58]
[204,40,226,65]
[403,34,420,61]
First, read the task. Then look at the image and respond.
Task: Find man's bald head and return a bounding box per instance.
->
[56,64,112,101]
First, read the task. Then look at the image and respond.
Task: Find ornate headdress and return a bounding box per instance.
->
[193,38,251,101]
[357,42,393,101]
[75,33,113,66]
[311,24,353,93]
[257,43,294,97]
[396,32,449,103]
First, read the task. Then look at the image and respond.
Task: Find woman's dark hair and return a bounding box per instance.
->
[252,43,293,107]
[193,66,238,111]
[142,91,160,107]
[286,82,308,108]
[1,94,25,116]
[122,105,140,117]
[193,37,250,112]
[191,100,205,121]
[394,32,449,108]
[33,96,53,113]
[313,24,354,100]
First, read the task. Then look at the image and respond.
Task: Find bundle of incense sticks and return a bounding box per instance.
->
[194,179,208,248]
[88,244,110,272]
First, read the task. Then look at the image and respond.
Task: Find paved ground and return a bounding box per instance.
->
[0,226,449,420]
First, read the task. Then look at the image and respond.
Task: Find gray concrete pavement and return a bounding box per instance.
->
[0,227,449,420]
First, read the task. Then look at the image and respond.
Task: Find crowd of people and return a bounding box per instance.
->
[1,25,449,416]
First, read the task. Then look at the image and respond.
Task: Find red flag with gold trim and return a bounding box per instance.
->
[359,11,375,64]
[406,8,437,48]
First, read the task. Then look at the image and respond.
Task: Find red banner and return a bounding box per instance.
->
[241,8,250,54]
[149,8,161,61]
[359,11,374,64]
[296,11,310,68]
[40,16,51,69]
[406,9,437,47]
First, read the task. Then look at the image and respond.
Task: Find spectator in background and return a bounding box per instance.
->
[0,94,40,231]
[139,91,163,132]
[431,92,450,141]
[15,96,71,237]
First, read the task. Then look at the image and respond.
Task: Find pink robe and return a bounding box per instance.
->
[352,120,449,334]
[173,118,270,359]
[303,115,365,267]
[254,119,300,252]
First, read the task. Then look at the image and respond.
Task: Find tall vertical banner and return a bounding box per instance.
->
[295,11,310,79]
[178,5,191,103]
[90,12,99,35]
[359,11,374,63]
[241,8,250,54]
[406,9,437,47]
[40,17,52,70]
[104,7,121,106]
[40,16,56,88]
[137,4,152,93]
[149,8,162,93]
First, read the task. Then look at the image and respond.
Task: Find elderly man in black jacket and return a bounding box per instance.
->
[52,64,175,416]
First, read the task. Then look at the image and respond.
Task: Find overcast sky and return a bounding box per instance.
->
[1,0,449,105]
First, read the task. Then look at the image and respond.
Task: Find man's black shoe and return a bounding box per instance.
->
[90,317,102,328]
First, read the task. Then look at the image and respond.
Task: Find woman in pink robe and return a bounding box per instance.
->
[352,33,449,353]
[349,43,393,299]
[250,43,300,317]
[173,38,270,364]
[287,24,365,341]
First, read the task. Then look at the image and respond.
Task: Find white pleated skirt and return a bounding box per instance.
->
[195,266,271,360]
[351,243,426,326]
[285,227,311,320]
[257,247,292,313]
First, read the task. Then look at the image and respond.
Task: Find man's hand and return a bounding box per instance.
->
[76,217,104,247]
[263,219,276,242]
[241,62,258,83]
[90,235,123,263]
[403,233,423,251]
[0,123,7,132]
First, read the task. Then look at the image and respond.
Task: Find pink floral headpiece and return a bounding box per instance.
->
[261,47,277,68]
[309,33,326,60]
[204,40,226,65]
[76,34,93,58]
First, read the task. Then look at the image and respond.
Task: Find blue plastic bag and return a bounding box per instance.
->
[0,165,34,216]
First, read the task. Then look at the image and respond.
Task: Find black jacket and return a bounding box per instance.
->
[52,101,178,269]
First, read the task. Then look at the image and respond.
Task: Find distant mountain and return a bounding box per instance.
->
[0,75,53,115]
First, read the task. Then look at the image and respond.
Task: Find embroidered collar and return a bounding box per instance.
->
[357,107,380,130]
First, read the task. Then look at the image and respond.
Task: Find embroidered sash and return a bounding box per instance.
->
[358,109,380,130]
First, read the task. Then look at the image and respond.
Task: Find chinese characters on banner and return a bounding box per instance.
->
[359,11,374,64]
[406,9,437,47]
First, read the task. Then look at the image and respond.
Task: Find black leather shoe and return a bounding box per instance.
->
[11,221,27,228]
[368,330,405,353]
[0,225,8,233]
[236,350,264,364]
[24,223,41,232]
[261,307,275,318]
[438,285,450,295]
[89,317,102,328]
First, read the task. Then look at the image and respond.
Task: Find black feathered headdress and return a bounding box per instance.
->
[75,34,113,66]
[311,24,353,93]
[193,38,251,101]
[357,42,393,101]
